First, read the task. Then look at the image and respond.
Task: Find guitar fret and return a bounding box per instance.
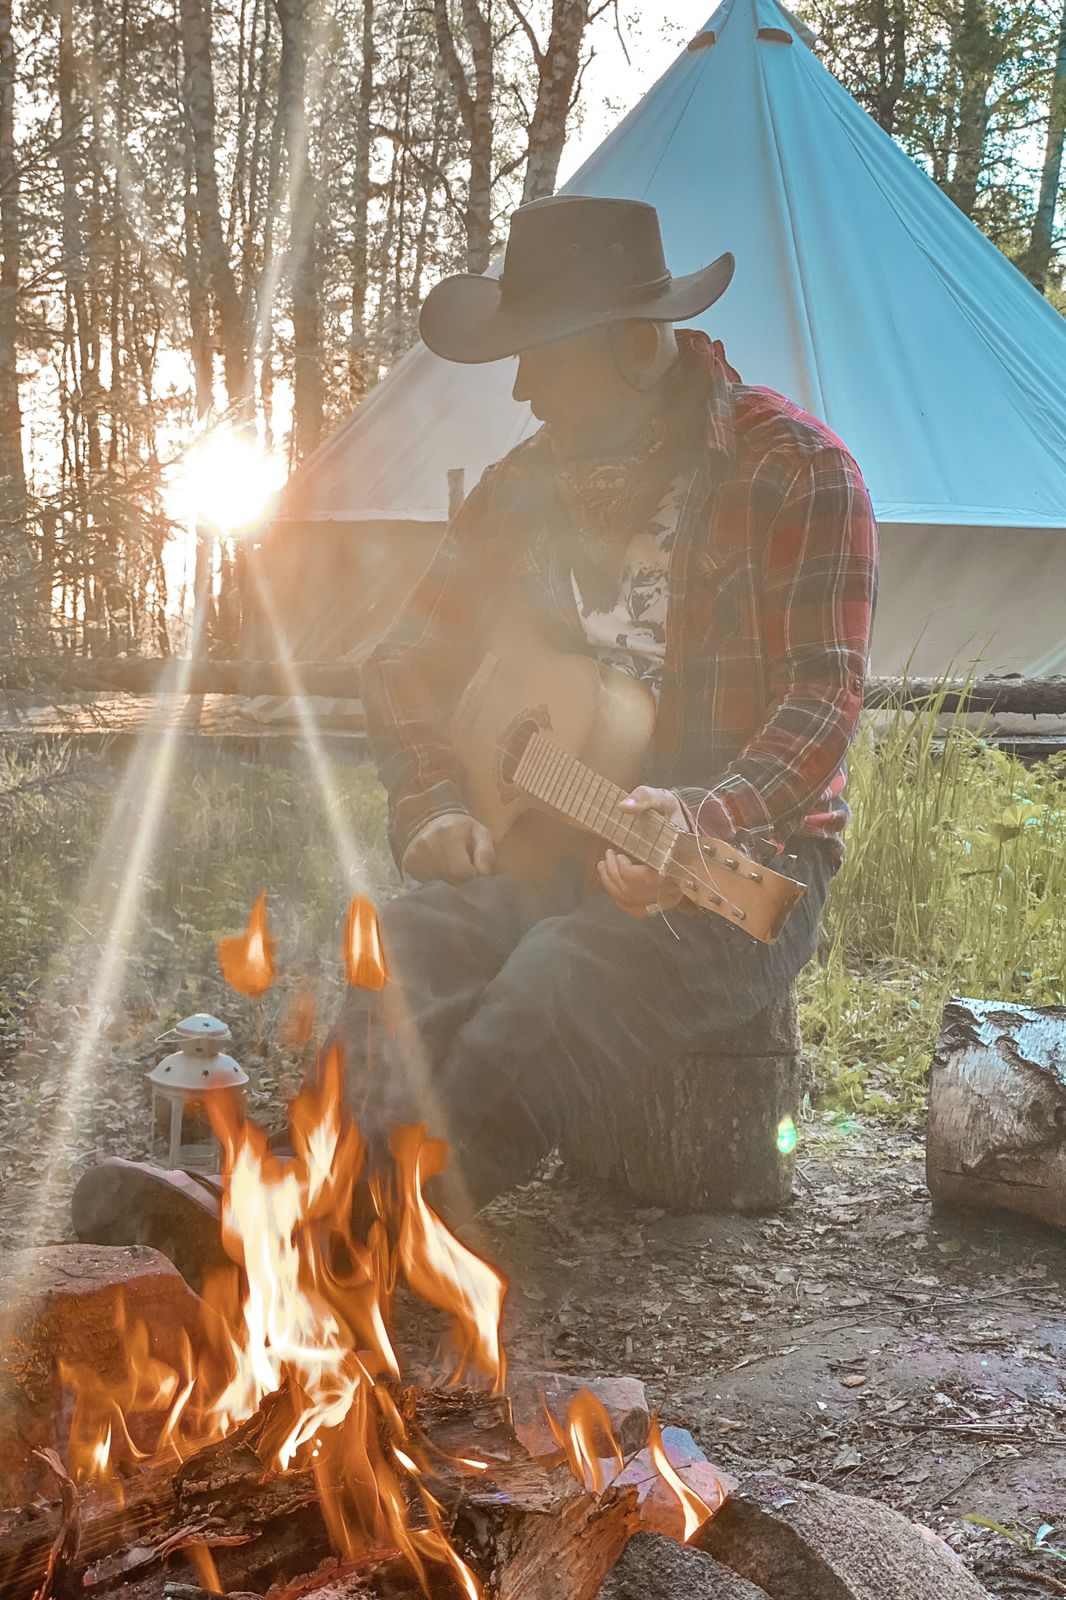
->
[578,766,599,833]
[528,734,555,798]
[517,736,673,877]
[559,751,586,825]
[516,734,548,796]
[496,720,792,943]
[527,734,557,803]
[545,741,572,813]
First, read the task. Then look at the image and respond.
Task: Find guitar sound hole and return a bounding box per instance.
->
[500,719,540,786]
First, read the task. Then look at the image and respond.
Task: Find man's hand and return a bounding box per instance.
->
[597,786,688,919]
[401,811,497,884]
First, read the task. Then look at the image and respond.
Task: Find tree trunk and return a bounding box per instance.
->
[946,0,997,218]
[870,0,908,137]
[433,0,495,272]
[349,0,375,403]
[275,0,324,458]
[560,992,802,1214]
[1023,0,1066,292]
[0,0,27,647]
[927,996,1066,1230]
[519,0,591,205]
[180,0,251,409]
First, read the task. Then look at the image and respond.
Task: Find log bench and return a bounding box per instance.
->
[561,990,801,1213]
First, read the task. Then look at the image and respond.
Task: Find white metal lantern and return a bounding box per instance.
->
[146,1013,249,1169]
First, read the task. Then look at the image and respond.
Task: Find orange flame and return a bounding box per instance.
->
[647,1415,716,1542]
[217,890,276,998]
[391,1125,507,1390]
[61,1044,502,1597]
[188,1543,222,1593]
[545,1388,624,1495]
[344,896,388,990]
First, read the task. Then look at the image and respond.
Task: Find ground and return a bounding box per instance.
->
[1,745,1064,1597]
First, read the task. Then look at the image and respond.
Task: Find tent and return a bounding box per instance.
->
[255,0,1066,679]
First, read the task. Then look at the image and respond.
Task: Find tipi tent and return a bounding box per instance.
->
[259,0,1066,678]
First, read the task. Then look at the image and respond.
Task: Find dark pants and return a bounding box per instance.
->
[334,840,836,1219]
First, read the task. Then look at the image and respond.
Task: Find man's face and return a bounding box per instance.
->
[512,327,622,430]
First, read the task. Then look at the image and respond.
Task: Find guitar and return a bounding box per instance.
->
[451,643,805,944]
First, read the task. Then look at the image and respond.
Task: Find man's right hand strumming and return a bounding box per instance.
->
[401,812,497,884]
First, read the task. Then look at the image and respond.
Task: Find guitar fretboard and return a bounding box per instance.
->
[514,732,678,873]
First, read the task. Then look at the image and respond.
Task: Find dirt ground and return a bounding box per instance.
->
[471,1123,1066,1599]
[1,960,1064,1598]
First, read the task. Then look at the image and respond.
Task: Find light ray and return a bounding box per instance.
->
[244,561,482,1226]
[12,648,204,1272]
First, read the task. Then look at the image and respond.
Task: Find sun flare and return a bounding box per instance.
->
[165,422,287,536]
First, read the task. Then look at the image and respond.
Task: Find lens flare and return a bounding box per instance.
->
[776,1115,798,1156]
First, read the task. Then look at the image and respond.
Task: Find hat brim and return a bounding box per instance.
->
[419,251,735,365]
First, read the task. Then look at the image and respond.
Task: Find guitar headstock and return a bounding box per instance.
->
[669,833,806,944]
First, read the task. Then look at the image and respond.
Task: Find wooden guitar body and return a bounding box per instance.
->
[451,646,657,883]
[451,633,806,942]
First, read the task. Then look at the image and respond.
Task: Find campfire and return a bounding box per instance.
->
[4,897,721,1600]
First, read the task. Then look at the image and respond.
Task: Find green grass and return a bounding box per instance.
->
[800,694,1066,1117]
[1,699,1064,1124]
[0,742,393,1043]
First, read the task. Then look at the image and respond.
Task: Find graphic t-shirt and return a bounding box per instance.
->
[569,470,691,699]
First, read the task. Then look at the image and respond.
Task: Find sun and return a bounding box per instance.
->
[165,423,287,536]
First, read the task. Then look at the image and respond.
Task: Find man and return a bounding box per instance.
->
[338,194,878,1219]
[72,195,876,1266]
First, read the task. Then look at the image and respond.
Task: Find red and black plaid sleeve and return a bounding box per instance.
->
[677,441,878,848]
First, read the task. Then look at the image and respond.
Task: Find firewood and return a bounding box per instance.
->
[0,1386,635,1600]
[926,998,1066,1229]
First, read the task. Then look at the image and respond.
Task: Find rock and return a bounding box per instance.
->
[614,1427,735,1543]
[599,1533,771,1598]
[508,1371,650,1460]
[0,1244,203,1506]
[699,1473,991,1599]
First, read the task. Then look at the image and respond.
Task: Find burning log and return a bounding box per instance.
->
[926,997,1066,1230]
[0,1386,641,1600]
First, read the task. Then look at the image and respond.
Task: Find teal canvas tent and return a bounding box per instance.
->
[259,0,1066,677]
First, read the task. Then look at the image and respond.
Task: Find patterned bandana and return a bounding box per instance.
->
[545,364,701,612]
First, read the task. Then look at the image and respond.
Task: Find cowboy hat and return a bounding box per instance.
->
[419,195,735,365]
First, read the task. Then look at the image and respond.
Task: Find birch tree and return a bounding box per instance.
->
[1024,0,1066,288]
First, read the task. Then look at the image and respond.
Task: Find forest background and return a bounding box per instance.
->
[0,0,1064,657]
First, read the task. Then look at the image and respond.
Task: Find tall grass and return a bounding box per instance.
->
[0,742,393,1038]
[1,700,1063,1122]
[801,691,1066,1115]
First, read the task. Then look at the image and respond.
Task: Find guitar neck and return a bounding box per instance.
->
[514,733,677,871]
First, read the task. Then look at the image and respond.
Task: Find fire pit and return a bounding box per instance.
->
[1,1048,720,1600]
[0,900,997,1599]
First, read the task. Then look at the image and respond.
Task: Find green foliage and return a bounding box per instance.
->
[2,704,1064,1130]
[800,694,1066,1117]
[0,743,393,1027]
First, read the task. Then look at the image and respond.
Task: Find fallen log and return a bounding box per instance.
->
[926,997,1066,1230]
[863,675,1066,716]
[4,660,1066,717]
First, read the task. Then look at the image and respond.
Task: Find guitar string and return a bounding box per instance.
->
[492,731,750,924]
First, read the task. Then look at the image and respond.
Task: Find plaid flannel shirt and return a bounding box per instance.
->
[362,331,879,868]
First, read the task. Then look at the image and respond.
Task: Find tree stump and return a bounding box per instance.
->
[561,991,801,1213]
[927,996,1066,1230]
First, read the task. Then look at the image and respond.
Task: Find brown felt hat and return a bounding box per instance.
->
[419,195,735,365]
